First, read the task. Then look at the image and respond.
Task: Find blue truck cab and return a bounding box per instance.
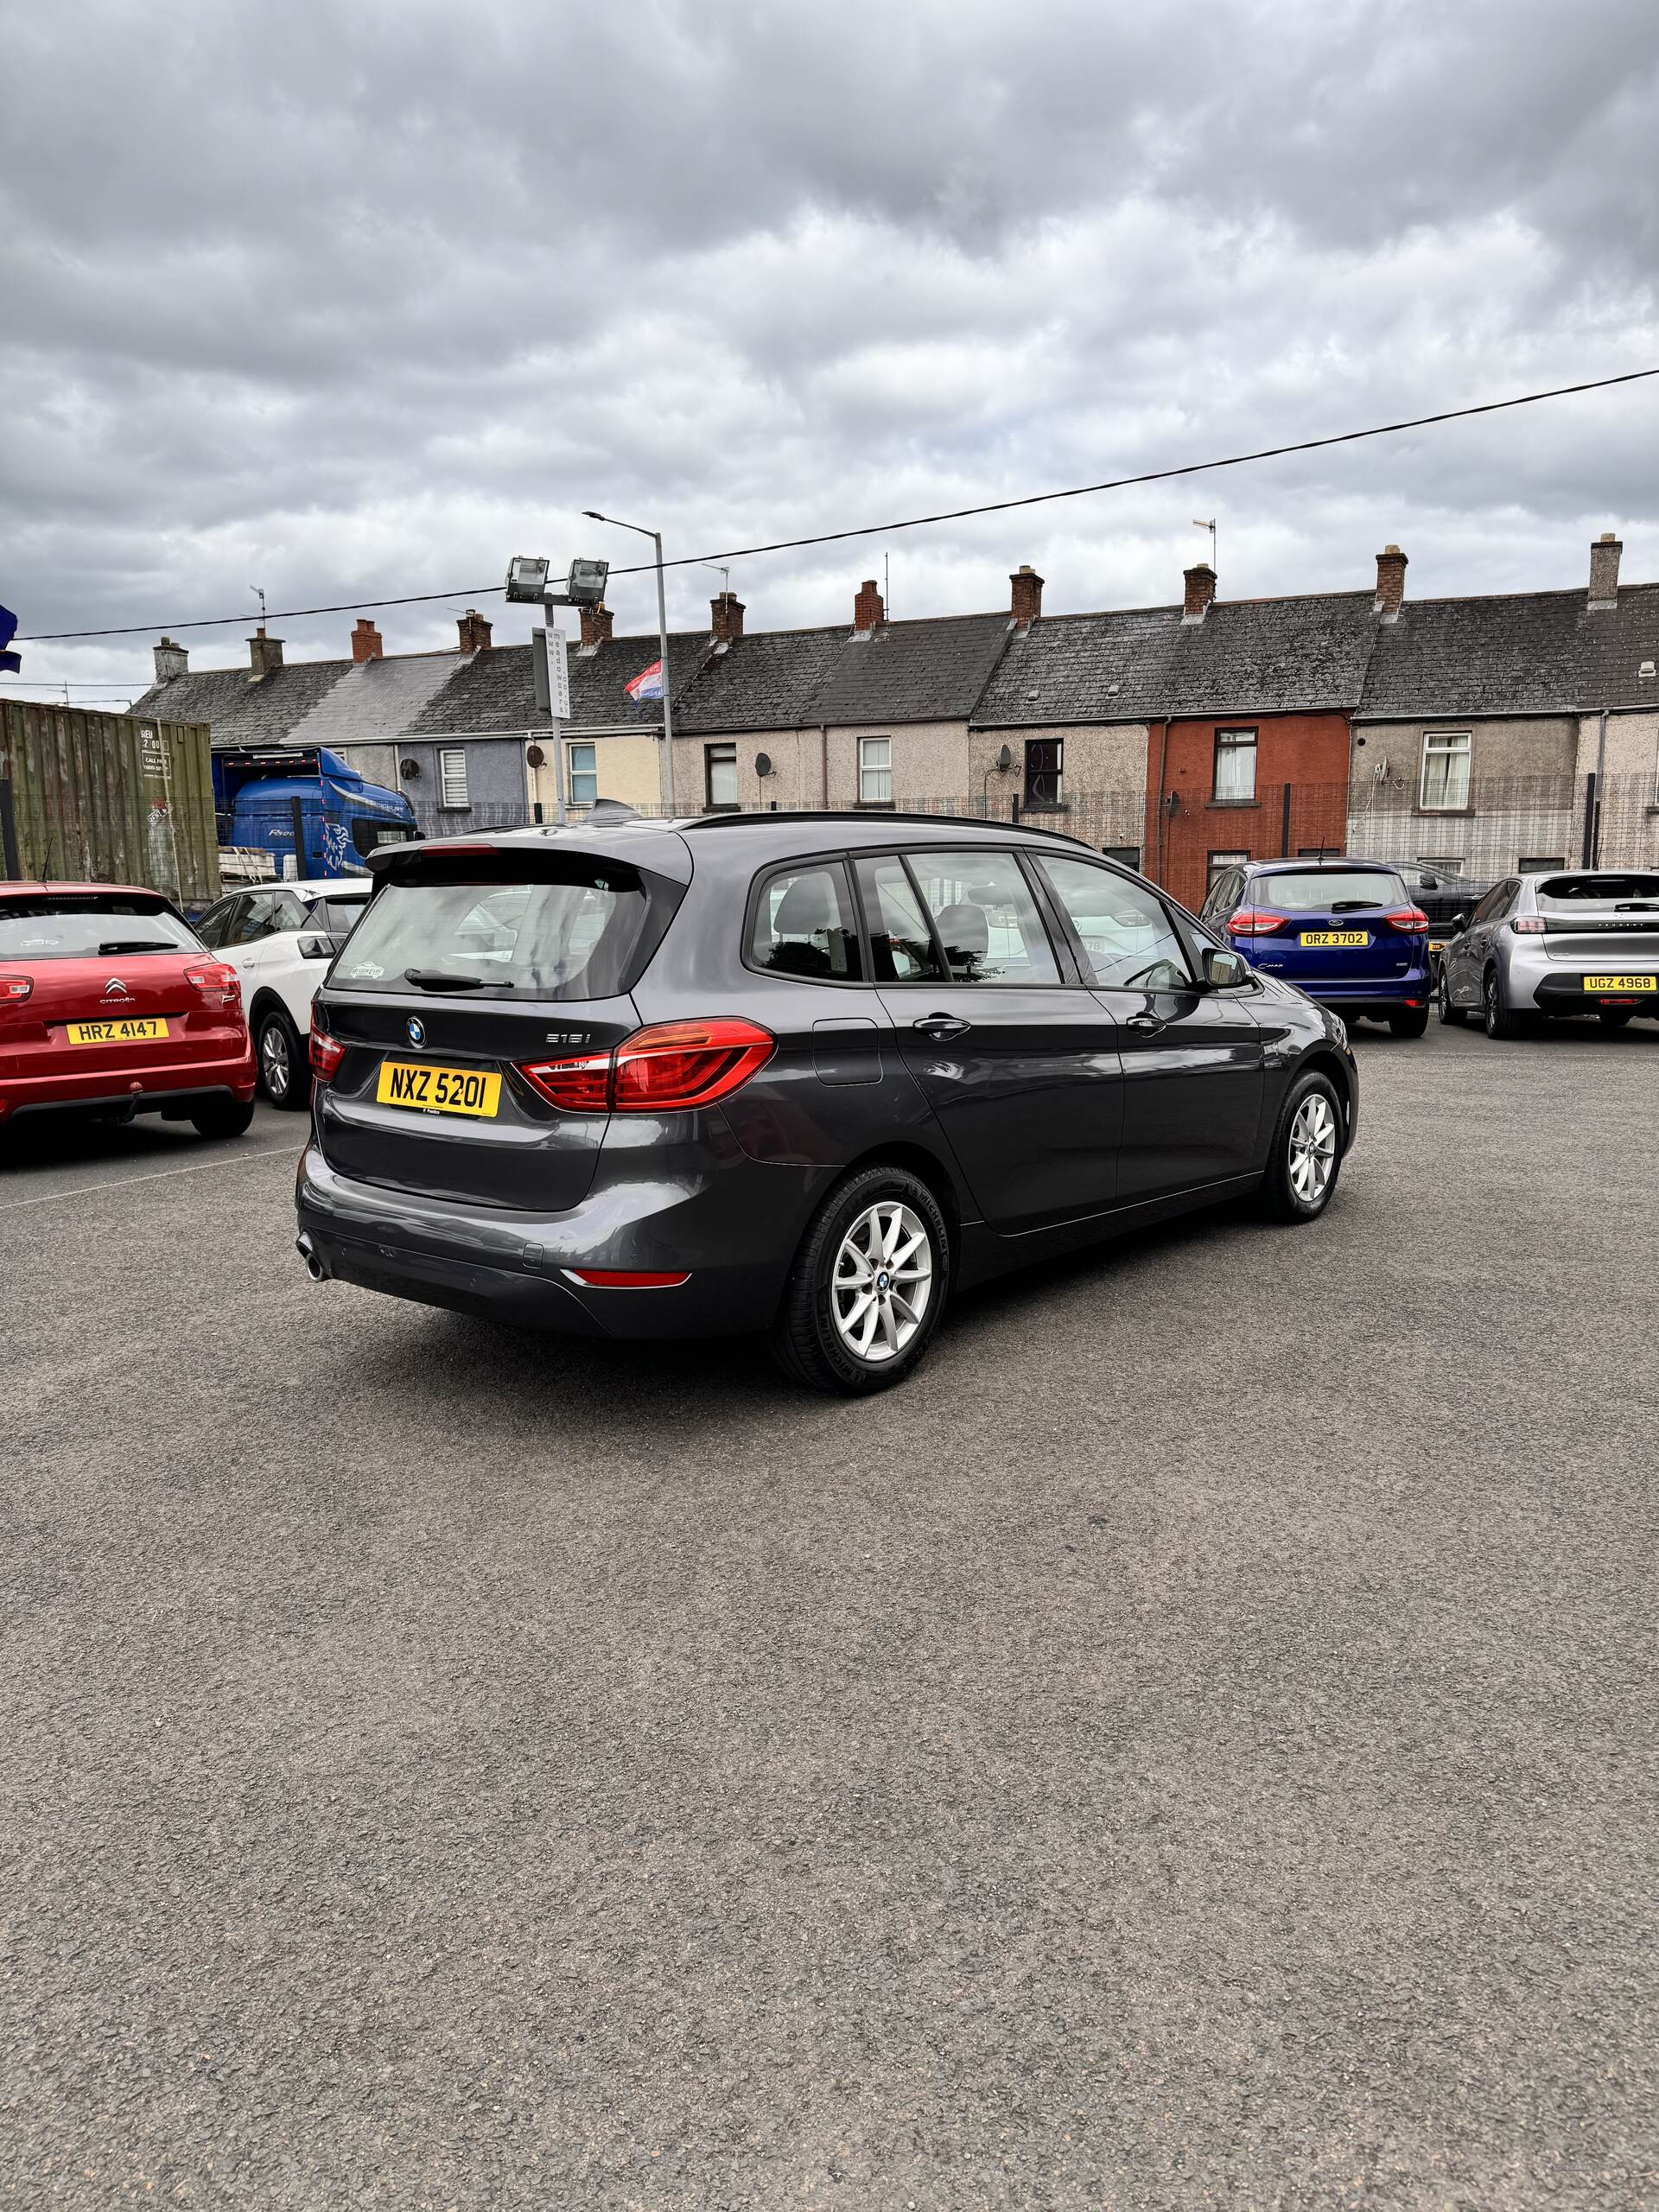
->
[212,746,418,880]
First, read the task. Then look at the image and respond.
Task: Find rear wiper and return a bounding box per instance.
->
[99,938,175,954]
[1328,900,1382,913]
[402,967,512,992]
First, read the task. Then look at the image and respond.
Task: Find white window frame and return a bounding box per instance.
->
[438,747,469,809]
[1213,728,1257,803]
[705,742,739,810]
[567,741,598,808]
[1420,731,1471,811]
[1207,849,1249,890]
[858,734,893,806]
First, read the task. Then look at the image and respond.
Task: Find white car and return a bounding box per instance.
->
[193,879,372,1108]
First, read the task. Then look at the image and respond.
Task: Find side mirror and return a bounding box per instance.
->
[298,932,342,961]
[1200,946,1250,989]
[1446,914,1466,936]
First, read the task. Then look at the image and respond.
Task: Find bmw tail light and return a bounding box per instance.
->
[309,1026,346,1080]
[1228,910,1287,938]
[518,1052,613,1112]
[0,976,33,1002]
[1382,907,1429,935]
[566,1269,692,1289]
[1511,916,1548,935]
[185,961,241,1009]
[613,1019,775,1111]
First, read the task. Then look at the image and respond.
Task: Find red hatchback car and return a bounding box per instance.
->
[0,883,256,1140]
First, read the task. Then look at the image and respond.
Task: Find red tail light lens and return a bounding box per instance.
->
[1511,915,1548,935]
[517,1019,776,1116]
[518,1052,613,1112]
[1228,910,1287,938]
[1382,907,1429,934]
[0,976,33,1003]
[309,1026,346,1080]
[185,961,242,1009]
[613,1019,775,1110]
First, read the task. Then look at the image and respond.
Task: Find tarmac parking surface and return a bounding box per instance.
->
[4,1015,1656,2208]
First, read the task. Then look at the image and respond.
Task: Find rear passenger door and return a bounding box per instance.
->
[1037,856,1264,1203]
[861,847,1123,1233]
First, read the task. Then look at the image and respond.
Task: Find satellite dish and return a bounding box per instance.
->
[995,744,1013,772]
[524,743,545,767]
[399,758,421,779]
[754,752,772,778]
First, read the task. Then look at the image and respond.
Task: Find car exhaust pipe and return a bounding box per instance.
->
[296,1232,327,1284]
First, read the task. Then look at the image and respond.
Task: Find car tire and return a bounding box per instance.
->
[1597,1008,1632,1029]
[190,1098,256,1140]
[769,1163,950,1397]
[1259,1070,1344,1224]
[256,1007,310,1109]
[1437,972,1466,1026]
[1483,967,1525,1040]
[1388,1006,1430,1039]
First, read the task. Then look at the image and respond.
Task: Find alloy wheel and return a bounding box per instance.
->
[830,1200,934,1364]
[260,1020,291,1101]
[1287,1092,1338,1205]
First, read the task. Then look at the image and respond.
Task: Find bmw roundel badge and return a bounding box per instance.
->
[406,1016,425,1047]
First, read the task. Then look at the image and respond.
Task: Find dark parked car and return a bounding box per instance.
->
[295,814,1359,1395]
[1395,862,1494,944]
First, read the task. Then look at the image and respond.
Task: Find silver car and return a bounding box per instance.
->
[1438,868,1659,1038]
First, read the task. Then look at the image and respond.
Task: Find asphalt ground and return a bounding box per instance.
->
[3,1014,1656,2210]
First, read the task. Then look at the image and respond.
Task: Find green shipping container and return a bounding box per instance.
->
[0,699,220,907]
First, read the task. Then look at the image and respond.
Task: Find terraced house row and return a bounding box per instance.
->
[136,531,1659,909]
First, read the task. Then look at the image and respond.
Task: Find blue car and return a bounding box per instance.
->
[1198,858,1432,1035]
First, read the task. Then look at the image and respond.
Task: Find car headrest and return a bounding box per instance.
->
[935,901,989,961]
[773,874,838,935]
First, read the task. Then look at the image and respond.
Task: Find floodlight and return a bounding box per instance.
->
[505,556,551,604]
[566,557,610,605]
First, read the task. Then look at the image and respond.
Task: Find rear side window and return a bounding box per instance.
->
[1536,874,1659,906]
[331,864,657,1000]
[855,855,944,982]
[902,849,1060,985]
[748,862,862,981]
[0,896,200,960]
[1257,869,1406,912]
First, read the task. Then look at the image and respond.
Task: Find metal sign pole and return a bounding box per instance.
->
[540,610,570,825]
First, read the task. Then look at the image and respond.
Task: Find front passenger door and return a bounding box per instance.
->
[1039,856,1264,1203]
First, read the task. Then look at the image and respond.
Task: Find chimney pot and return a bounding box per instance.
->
[247,627,284,678]
[1182,563,1217,622]
[456,608,493,654]
[1588,531,1623,607]
[710,590,745,644]
[1010,564,1045,627]
[351,618,384,663]
[579,601,613,648]
[152,636,188,684]
[853,578,886,633]
[1374,543,1408,619]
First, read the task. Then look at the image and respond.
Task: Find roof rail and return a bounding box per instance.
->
[677,808,1093,848]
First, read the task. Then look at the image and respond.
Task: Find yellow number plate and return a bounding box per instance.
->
[376,1058,501,1117]
[1584,975,1656,993]
[1300,930,1368,948]
[66,1018,168,1044]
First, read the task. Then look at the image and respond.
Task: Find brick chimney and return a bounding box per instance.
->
[853,579,885,633]
[247,627,284,678]
[1588,531,1623,608]
[1010,564,1044,628]
[1182,563,1217,622]
[456,608,493,654]
[351,618,384,663]
[152,636,188,684]
[1374,543,1408,619]
[710,590,745,644]
[579,601,613,647]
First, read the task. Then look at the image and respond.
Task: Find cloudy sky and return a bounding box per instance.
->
[4,0,1659,704]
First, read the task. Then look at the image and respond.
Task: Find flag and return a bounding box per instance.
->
[0,604,19,676]
[625,658,664,702]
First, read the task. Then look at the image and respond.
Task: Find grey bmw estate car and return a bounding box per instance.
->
[295,812,1359,1395]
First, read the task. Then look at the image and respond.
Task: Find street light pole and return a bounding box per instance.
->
[583,511,677,815]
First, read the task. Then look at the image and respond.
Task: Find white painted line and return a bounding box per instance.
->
[0,1143,297,1214]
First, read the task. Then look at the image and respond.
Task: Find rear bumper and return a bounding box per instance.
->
[1528,972,1659,1014]
[0,1048,257,1122]
[294,1140,816,1340]
[1296,979,1429,1007]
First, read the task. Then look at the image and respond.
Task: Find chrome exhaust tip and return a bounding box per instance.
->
[296,1232,327,1284]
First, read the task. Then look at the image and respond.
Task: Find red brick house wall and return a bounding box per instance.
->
[1145,711,1352,911]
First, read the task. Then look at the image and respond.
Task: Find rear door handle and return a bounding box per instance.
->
[913,1013,971,1039]
[1125,1014,1164,1034]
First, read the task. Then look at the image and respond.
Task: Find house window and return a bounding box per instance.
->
[1208,849,1249,889]
[438,748,468,809]
[705,742,739,810]
[1213,728,1257,802]
[1421,731,1471,810]
[568,741,598,808]
[1519,855,1566,873]
[858,735,893,805]
[1022,737,1064,809]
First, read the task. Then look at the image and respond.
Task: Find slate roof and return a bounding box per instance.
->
[1580,582,1659,712]
[130,659,348,744]
[407,632,711,736]
[1164,592,1380,718]
[673,625,846,734]
[1356,591,1587,720]
[812,613,1014,727]
[973,607,1180,725]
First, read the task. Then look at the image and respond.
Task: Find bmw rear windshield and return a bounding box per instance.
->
[0,894,200,959]
[1256,869,1407,912]
[328,856,674,1000]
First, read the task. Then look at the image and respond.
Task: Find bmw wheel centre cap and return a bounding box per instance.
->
[406,1016,425,1047]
